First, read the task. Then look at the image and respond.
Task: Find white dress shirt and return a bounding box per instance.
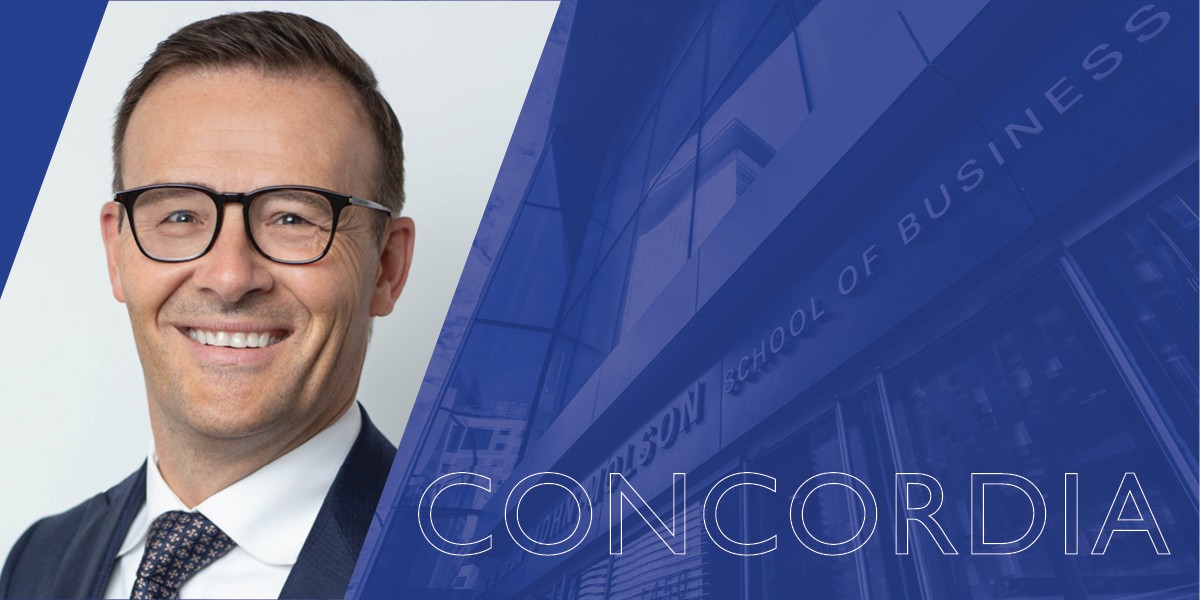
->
[102,406,361,599]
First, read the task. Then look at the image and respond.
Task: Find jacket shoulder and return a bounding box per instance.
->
[1,467,145,599]
[278,407,396,599]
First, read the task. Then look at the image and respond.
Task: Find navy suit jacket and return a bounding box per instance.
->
[0,406,395,599]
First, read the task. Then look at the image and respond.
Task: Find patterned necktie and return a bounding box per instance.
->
[130,511,236,600]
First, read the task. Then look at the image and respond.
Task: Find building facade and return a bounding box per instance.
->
[352,0,1199,598]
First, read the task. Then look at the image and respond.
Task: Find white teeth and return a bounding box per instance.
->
[187,329,278,348]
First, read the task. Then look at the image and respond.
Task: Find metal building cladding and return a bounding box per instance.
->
[350,0,1198,598]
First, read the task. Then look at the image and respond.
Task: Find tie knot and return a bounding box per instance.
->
[131,511,236,599]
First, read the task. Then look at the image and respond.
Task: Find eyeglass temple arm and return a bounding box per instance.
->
[349,196,401,218]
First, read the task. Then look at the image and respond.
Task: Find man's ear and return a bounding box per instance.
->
[370,216,415,317]
[100,203,126,303]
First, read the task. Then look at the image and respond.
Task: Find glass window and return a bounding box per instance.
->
[624,128,698,333]
[478,205,570,328]
[579,222,634,353]
[565,343,605,406]
[888,270,1199,598]
[750,396,905,599]
[524,327,605,453]
[1076,170,1198,462]
[526,335,577,448]
[526,145,562,208]
[707,0,798,113]
[603,111,657,250]
[564,107,657,314]
[566,216,606,311]
[695,26,808,252]
[706,0,782,99]
[609,110,657,236]
[758,413,864,599]
[647,3,710,111]
[446,423,465,453]
[542,288,594,424]
[440,322,547,442]
[645,21,707,186]
[794,0,901,106]
[466,428,493,451]
[788,0,821,24]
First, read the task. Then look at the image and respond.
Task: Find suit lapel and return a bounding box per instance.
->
[279,407,396,599]
[53,463,145,599]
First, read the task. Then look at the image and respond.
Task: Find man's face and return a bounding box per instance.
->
[101,68,411,448]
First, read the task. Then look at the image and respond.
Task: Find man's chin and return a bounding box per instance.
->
[169,392,296,442]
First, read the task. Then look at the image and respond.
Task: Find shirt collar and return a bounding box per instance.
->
[116,404,362,566]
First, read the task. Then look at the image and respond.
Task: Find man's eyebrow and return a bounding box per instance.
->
[259,189,327,203]
[139,180,214,190]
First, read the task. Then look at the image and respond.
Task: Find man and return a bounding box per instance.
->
[0,11,414,599]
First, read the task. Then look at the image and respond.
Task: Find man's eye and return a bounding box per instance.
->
[163,211,199,224]
[275,213,313,226]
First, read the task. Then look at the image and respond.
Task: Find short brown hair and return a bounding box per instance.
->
[112,11,405,216]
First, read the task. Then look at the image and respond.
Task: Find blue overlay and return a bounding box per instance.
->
[353,0,1197,598]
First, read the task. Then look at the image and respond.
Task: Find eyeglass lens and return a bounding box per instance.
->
[130,187,335,262]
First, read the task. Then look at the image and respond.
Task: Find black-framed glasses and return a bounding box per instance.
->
[113,184,398,264]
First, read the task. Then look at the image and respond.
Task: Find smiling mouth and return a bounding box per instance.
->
[185,328,286,349]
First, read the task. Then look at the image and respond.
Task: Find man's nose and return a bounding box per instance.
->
[190,205,274,303]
